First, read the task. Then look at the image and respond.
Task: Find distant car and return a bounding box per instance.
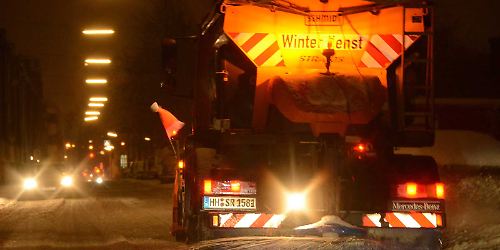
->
[81,166,105,185]
[21,163,82,198]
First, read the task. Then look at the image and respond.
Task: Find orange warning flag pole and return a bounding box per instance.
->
[150,102,184,140]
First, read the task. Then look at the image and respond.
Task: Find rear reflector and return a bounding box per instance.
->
[436,213,443,227]
[212,215,219,227]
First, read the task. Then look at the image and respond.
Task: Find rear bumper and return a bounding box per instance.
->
[204,210,445,230]
[340,211,445,229]
[361,212,444,229]
[211,212,286,228]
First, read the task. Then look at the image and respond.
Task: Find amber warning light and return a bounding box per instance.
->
[204,180,212,195]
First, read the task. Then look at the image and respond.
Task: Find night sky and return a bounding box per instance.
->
[0,0,498,140]
[0,0,169,140]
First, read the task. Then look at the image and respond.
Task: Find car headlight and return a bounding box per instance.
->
[23,178,38,190]
[60,176,73,187]
[286,192,306,211]
[95,177,103,184]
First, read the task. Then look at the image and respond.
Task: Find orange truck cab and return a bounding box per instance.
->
[165,0,443,247]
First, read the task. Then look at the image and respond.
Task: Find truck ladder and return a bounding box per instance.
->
[398,4,435,140]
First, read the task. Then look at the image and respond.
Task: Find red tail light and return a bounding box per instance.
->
[406,183,418,197]
[353,143,367,153]
[397,182,445,199]
[435,183,445,199]
[202,179,256,195]
[204,179,212,195]
[230,181,241,192]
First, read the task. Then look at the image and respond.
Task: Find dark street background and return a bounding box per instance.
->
[0,1,499,249]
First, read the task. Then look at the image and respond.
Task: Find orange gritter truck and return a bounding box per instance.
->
[163,0,444,247]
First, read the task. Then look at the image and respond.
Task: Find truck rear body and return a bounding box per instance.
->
[167,0,443,243]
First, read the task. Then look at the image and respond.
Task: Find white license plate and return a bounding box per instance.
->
[203,196,256,210]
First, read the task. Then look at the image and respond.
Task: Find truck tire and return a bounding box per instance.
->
[185,213,212,243]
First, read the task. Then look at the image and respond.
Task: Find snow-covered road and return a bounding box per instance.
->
[0,130,498,249]
[0,180,187,249]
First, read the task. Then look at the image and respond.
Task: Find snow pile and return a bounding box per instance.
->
[397,130,500,249]
[396,130,500,167]
[455,175,500,205]
[447,224,500,250]
[295,215,355,230]
[442,168,500,249]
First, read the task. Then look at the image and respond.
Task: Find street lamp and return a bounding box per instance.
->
[84,116,99,122]
[85,111,100,115]
[89,97,108,102]
[82,29,115,35]
[107,132,118,137]
[144,137,151,141]
[85,79,107,85]
[88,103,104,107]
[84,58,111,65]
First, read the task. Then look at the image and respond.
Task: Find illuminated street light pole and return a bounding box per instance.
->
[107,132,118,138]
[82,29,115,36]
[85,79,107,85]
[89,97,108,102]
[84,116,99,122]
[84,58,111,65]
[85,111,100,115]
[88,103,104,107]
